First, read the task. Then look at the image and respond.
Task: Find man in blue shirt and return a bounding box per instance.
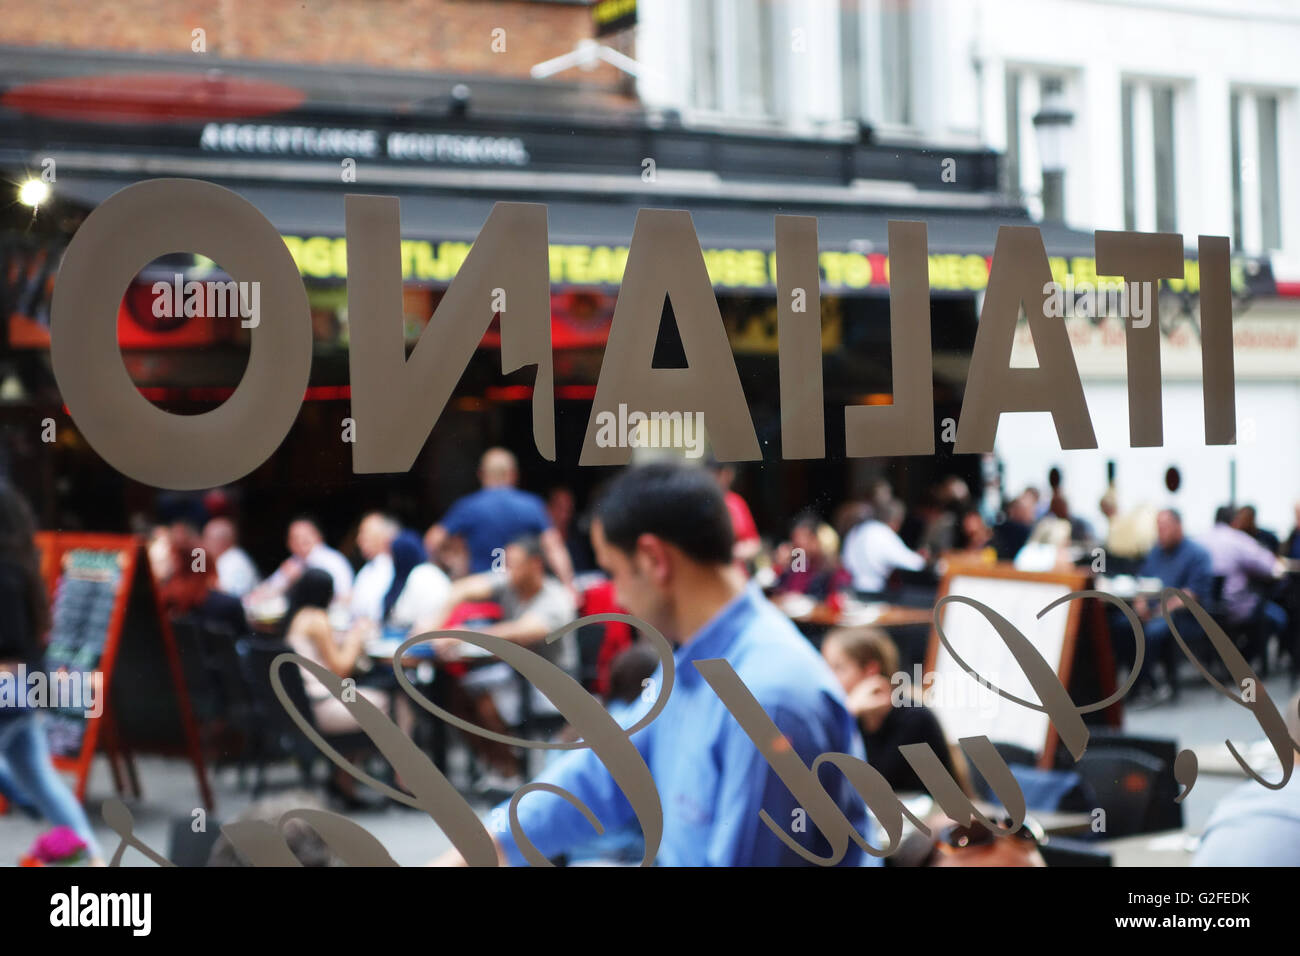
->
[1194,692,1300,866]
[436,463,874,866]
[424,447,573,587]
[1132,508,1213,703]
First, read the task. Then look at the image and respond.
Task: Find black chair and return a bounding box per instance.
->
[171,615,257,780]
[1039,836,1113,867]
[1084,731,1183,833]
[167,815,224,867]
[993,742,1039,768]
[1207,575,1274,676]
[238,637,387,799]
[1074,746,1169,839]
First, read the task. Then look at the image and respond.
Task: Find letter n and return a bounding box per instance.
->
[346,197,554,471]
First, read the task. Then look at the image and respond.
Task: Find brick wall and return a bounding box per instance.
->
[0,0,627,83]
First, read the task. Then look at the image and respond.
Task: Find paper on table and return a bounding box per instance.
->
[839,603,885,626]
[1144,832,1200,852]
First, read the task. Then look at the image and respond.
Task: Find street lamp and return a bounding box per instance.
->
[18,179,50,208]
[1032,86,1074,221]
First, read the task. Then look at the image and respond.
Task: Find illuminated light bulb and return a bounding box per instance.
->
[18,179,50,207]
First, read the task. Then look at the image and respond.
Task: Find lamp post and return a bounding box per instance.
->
[1032,85,1074,222]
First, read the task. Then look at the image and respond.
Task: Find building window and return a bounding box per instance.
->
[1151,85,1177,233]
[1121,79,1179,232]
[841,0,862,121]
[1004,69,1074,220]
[1004,72,1021,202]
[689,0,781,120]
[840,0,914,128]
[692,0,718,112]
[1122,81,1136,230]
[1232,89,1283,253]
[735,0,777,118]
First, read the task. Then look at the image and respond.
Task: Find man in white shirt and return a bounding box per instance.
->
[351,512,399,624]
[841,499,928,595]
[202,517,260,598]
[250,517,354,607]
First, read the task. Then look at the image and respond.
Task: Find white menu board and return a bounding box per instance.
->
[927,573,1075,756]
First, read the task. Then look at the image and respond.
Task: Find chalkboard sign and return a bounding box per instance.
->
[19,533,212,811]
[42,548,128,759]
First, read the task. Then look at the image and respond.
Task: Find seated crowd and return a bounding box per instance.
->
[136,451,1300,865]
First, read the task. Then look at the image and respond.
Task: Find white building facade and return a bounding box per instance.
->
[636,0,1300,536]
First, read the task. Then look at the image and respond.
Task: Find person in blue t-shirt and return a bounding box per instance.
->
[433,463,874,867]
[423,447,574,587]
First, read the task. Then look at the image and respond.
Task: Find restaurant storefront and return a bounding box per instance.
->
[2,46,1281,566]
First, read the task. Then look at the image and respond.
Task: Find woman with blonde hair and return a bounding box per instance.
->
[821,626,968,795]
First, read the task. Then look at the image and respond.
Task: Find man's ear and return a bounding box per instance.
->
[636,533,670,585]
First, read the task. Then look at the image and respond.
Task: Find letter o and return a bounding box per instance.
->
[50,178,311,489]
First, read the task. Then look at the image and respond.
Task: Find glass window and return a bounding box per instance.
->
[1121,81,1136,231]
[1258,93,1281,251]
[1152,84,1177,233]
[1005,70,1021,202]
[1231,91,1244,250]
[879,0,913,125]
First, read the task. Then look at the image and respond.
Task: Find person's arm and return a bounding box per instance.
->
[727,495,762,563]
[840,526,864,578]
[433,727,643,866]
[877,524,928,574]
[299,610,363,677]
[428,497,472,560]
[423,523,448,564]
[539,527,575,589]
[251,560,294,600]
[1242,538,1285,579]
[483,612,553,647]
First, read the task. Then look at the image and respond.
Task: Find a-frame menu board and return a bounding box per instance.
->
[14,532,213,812]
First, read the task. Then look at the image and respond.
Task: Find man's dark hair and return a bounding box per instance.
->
[790,510,821,535]
[508,533,544,562]
[595,463,734,565]
[1214,505,1235,526]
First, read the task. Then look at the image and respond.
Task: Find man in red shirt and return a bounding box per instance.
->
[708,459,761,567]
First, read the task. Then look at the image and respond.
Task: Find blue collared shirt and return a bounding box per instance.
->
[493,583,876,866]
[1139,537,1213,601]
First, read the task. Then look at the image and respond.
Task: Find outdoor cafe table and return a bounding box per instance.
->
[1190,740,1285,779]
[785,601,935,630]
[1099,830,1197,866]
[895,793,1093,837]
